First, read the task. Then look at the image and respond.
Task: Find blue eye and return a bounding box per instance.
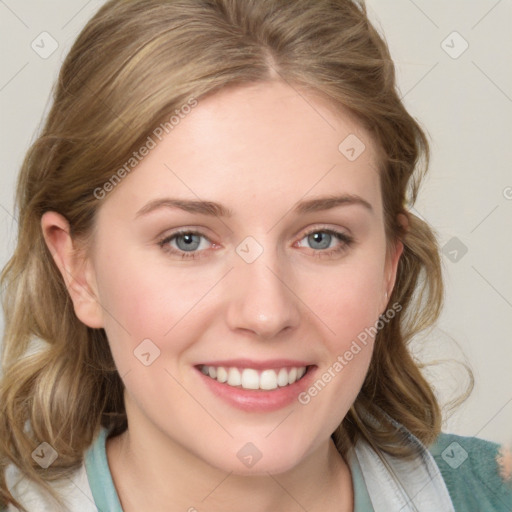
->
[158,227,354,260]
[174,232,202,252]
[297,228,354,258]
[307,231,333,250]
[158,230,212,259]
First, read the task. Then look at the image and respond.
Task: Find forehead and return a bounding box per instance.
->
[99,80,382,220]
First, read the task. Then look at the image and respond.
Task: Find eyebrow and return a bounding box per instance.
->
[134,194,373,219]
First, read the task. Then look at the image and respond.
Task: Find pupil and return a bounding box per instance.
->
[310,232,330,249]
[177,233,199,251]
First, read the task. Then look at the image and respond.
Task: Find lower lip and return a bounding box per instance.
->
[195,366,317,412]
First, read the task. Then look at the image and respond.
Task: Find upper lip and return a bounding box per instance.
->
[196,359,313,370]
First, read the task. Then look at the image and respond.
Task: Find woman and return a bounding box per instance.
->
[1,0,511,510]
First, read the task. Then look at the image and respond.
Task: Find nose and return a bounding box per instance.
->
[225,244,301,339]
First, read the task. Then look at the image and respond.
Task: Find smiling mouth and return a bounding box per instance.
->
[198,364,311,391]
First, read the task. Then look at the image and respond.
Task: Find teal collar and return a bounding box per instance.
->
[84,427,124,512]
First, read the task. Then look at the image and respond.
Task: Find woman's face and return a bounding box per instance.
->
[82,80,402,474]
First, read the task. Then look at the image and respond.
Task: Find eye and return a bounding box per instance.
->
[296,228,354,258]
[158,230,213,259]
[158,227,354,260]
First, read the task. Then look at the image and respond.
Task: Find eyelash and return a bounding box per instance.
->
[157,227,354,260]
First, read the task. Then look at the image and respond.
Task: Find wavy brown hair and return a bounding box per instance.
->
[0,0,460,509]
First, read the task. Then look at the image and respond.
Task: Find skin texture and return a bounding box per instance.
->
[42,80,404,511]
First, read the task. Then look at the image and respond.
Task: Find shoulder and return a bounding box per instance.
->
[428,432,512,512]
[4,460,98,511]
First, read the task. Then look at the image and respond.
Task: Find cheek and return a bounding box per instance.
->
[305,255,386,350]
[297,261,383,429]
[93,243,214,369]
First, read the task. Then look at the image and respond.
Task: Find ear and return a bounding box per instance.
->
[380,212,408,314]
[41,211,104,329]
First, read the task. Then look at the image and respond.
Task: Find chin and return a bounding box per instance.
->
[199,435,315,476]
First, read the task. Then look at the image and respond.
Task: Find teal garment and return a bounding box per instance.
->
[348,447,377,511]
[84,428,123,512]
[429,432,512,512]
[82,428,512,511]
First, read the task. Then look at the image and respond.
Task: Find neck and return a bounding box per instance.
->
[106,421,353,512]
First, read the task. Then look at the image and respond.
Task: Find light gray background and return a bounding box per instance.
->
[1,1,511,444]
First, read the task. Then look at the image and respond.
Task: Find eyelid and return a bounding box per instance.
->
[298,223,351,238]
[157,226,215,245]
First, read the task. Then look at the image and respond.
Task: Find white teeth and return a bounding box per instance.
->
[260,369,278,390]
[227,367,242,386]
[216,366,228,383]
[277,368,289,387]
[287,367,297,384]
[241,369,259,390]
[200,365,308,390]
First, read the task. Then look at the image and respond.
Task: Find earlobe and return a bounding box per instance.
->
[41,211,104,329]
